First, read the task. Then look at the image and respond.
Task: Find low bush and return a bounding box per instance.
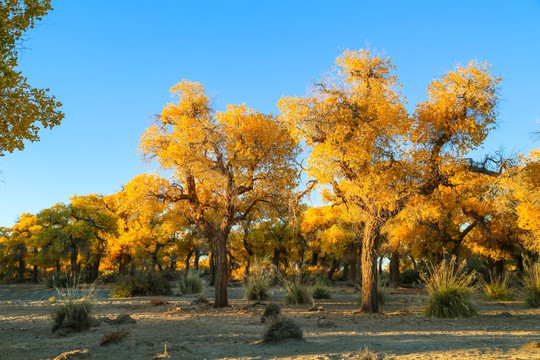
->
[261,303,281,323]
[263,316,303,344]
[312,277,331,300]
[421,257,478,318]
[178,269,205,294]
[523,262,540,308]
[112,272,172,298]
[483,274,515,301]
[400,268,420,285]
[244,262,272,301]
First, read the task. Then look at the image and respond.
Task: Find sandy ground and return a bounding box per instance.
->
[0,282,539,360]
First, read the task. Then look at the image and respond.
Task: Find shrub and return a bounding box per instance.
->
[100,328,131,345]
[178,269,205,294]
[244,263,272,301]
[523,262,540,308]
[312,277,331,300]
[464,256,490,282]
[263,316,303,344]
[52,286,94,332]
[358,347,394,360]
[378,272,391,287]
[150,297,170,306]
[112,272,172,298]
[283,271,311,305]
[483,274,515,301]
[421,257,478,318]
[400,268,420,285]
[261,303,281,323]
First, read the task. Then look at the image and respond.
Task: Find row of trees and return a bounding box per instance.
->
[1,48,539,312]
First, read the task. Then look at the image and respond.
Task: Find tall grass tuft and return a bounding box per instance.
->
[421,257,478,318]
[523,262,540,308]
[244,262,272,301]
[178,269,206,295]
[483,273,515,301]
[52,285,95,332]
[283,269,312,305]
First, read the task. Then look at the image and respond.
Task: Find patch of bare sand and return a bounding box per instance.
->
[0,283,538,359]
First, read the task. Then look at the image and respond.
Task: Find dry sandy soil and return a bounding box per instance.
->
[0,282,539,359]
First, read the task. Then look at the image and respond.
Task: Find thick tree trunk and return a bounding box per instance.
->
[213,232,229,307]
[185,250,193,270]
[273,248,281,269]
[390,251,400,287]
[327,259,339,280]
[194,251,200,270]
[209,252,215,286]
[70,243,78,280]
[360,218,382,313]
[17,258,25,282]
[311,252,319,267]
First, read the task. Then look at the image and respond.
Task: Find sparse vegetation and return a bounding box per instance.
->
[100,328,131,345]
[263,316,303,344]
[523,262,540,308]
[244,262,272,301]
[178,269,205,295]
[421,257,478,318]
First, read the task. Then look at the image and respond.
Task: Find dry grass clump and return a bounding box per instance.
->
[99,328,131,345]
[52,286,94,332]
[263,316,303,344]
[421,257,478,318]
[150,297,170,306]
[283,270,312,305]
[261,302,281,323]
[358,346,395,359]
[483,274,515,301]
[244,262,273,301]
[178,269,206,294]
[522,262,540,308]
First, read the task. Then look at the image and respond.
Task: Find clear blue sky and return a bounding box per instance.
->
[1,0,539,227]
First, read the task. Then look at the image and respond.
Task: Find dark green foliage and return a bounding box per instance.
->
[465,257,490,282]
[421,258,478,318]
[178,269,205,294]
[312,278,331,300]
[261,303,281,323]
[112,272,172,298]
[263,316,303,344]
[400,268,420,285]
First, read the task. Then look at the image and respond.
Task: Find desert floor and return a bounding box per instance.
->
[0,282,539,360]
